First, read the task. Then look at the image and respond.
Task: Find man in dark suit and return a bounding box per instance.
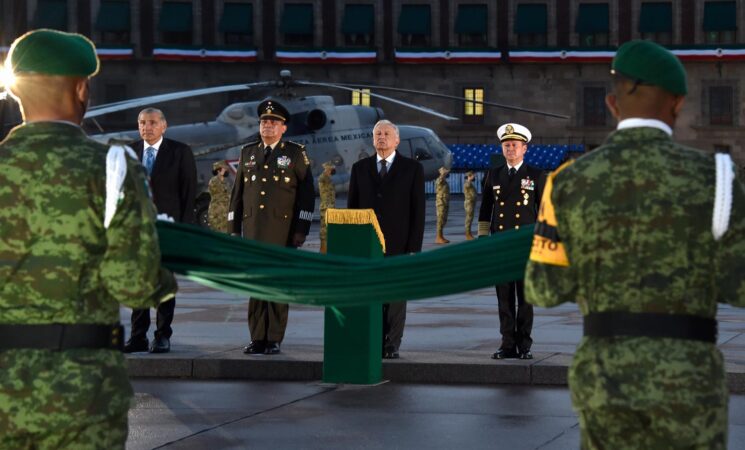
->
[348,120,425,359]
[228,100,315,355]
[478,123,545,360]
[124,107,197,354]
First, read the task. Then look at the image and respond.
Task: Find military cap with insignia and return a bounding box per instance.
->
[611,40,687,95]
[497,123,532,143]
[257,99,290,123]
[5,29,100,78]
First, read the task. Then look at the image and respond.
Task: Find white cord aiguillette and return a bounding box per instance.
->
[712,153,735,240]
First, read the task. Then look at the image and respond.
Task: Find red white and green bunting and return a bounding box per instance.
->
[152,48,257,62]
[671,48,745,61]
[509,47,745,63]
[395,49,501,63]
[96,48,134,60]
[275,50,376,63]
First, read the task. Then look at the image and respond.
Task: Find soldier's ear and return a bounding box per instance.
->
[671,95,685,119]
[605,93,620,120]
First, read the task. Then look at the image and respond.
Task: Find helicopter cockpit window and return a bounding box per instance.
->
[227,107,245,121]
[411,137,433,161]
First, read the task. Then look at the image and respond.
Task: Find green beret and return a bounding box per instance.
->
[6,29,99,77]
[612,40,687,95]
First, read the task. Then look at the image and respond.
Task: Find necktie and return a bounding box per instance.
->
[144,147,155,175]
[264,144,271,161]
[508,167,516,178]
[379,159,388,178]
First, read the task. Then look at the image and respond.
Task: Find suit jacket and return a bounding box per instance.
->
[478,163,545,234]
[227,139,315,246]
[348,153,425,255]
[134,138,197,224]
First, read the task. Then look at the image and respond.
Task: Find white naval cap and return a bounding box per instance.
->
[497,123,532,143]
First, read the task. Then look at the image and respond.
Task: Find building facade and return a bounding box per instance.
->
[1,0,743,165]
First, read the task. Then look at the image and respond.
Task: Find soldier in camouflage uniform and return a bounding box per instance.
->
[0,30,175,449]
[435,166,450,244]
[463,171,476,240]
[318,160,336,253]
[525,40,745,449]
[208,160,231,233]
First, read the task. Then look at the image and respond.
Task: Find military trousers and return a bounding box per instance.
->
[495,281,533,352]
[436,195,449,234]
[248,298,288,343]
[464,204,474,233]
[577,403,727,450]
[383,302,407,350]
[130,297,175,341]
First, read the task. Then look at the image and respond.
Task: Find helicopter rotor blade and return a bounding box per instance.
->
[84,81,277,119]
[295,80,459,121]
[337,83,570,120]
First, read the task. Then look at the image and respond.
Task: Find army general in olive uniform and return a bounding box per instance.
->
[0,30,175,448]
[228,100,315,355]
[478,123,545,360]
[526,40,745,449]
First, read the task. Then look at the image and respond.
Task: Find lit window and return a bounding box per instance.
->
[352,89,371,106]
[464,88,485,116]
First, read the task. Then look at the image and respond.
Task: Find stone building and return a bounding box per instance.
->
[0,0,743,165]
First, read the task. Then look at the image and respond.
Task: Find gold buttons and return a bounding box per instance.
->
[261,191,265,195]
[244,177,248,182]
[499,202,505,206]
[499,225,504,230]
[262,178,266,182]
[259,204,265,209]
[515,225,520,229]
[499,213,504,218]
[515,214,520,218]
[516,202,521,206]
[263,165,268,169]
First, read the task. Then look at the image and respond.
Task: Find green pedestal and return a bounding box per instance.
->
[323,223,383,384]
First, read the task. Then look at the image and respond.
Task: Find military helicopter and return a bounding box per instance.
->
[86,70,568,224]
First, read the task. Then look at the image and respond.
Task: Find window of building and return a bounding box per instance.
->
[280,3,314,47]
[463,88,485,123]
[703,1,736,44]
[342,4,375,47]
[455,4,487,47]
[515,3,547,47]
[351,89,371,106]
[33,0,68,31]
[96,1,131,45]
[582,86,607,126]
[220,2,253,47]
[709,86,734,125]
[158,1,193,46]
[398,4,431,47]
[639,2,672,45]
[575,3,609,47]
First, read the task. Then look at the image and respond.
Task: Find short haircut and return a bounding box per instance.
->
[138,107,166,122]
[373,119,399,138]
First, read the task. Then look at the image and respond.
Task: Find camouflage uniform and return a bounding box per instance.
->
[0,122,173,448]
[525,127,745,449]
[207,173,231,233]
[318,162,336,253]
[463,171,476,239]
[435,168,449,241]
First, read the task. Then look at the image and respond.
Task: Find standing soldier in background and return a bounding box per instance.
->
[526,40,745,448]
[228,99,315,355]
[318,160,336,253]
[463,170,477,240]
[208,160,231,233]
[0,30,175,448]
[479,123,545,360]
[435,166,450,244]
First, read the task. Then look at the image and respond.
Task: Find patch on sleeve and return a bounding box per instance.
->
[529,161,573,267]
[302,150,310,166]
[228,211,234,221]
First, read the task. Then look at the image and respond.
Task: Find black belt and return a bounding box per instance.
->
[0,324,124,351]
[584,312,717,343]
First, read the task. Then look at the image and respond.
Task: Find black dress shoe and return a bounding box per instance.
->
[491,348,519,360]
[123,338,149,353]
[264,341,281,355]
[383,346,399,359]
[243,340,266,354]
[149,336,170,353]
[519,351,533,360]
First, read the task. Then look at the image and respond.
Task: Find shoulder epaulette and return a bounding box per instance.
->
[284,140,305,149]
[243,140,261,148]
